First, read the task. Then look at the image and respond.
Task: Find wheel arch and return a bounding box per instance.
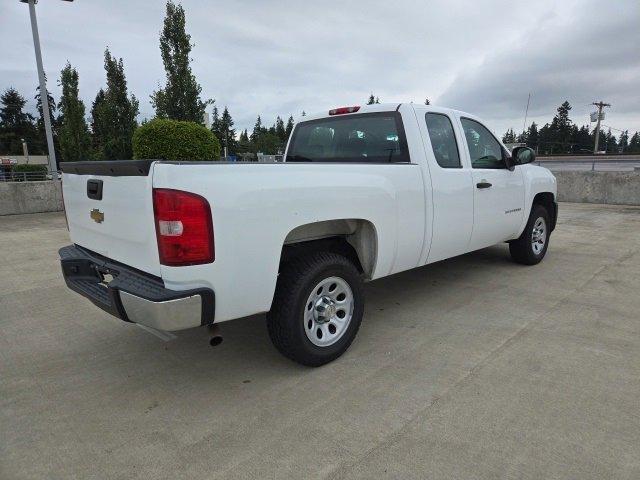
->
[280,219,378,280]
[532,191,557,232]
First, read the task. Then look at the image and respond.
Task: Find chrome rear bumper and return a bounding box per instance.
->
[59,245,215,331]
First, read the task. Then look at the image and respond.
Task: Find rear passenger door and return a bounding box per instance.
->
[458,117,524,250]
[417,109,474,263]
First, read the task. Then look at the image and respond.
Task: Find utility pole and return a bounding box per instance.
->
[592,101,611,153]
[21,0,74,174]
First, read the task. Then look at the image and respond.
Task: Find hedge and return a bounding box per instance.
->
[132,118,221,161]
[12,164,48,173]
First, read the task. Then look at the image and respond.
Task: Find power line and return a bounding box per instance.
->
[601,124,627,134]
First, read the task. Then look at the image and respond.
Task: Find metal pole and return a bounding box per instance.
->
[593,106,602,154]
[21,138,30,163]
[592,101,610,154]
[522,92,531,135]
[26,0,57,175]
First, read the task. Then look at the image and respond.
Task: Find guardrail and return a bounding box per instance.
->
[0,171,61,182]
[535,158,640,172]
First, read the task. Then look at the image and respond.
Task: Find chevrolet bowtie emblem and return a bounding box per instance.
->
[90,209,104,224]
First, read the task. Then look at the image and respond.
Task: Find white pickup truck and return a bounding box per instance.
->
[59,103,557,366]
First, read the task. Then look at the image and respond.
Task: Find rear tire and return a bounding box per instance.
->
[509,204,551,265]
[267,252,364,367]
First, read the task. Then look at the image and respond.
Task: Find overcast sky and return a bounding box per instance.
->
[2,0,639,137]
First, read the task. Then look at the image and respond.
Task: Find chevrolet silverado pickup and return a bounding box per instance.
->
[59,103,557,366]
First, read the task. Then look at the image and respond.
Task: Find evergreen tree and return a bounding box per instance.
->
[604,128,617,152]
[526,122,539,151]
[548,101,573,153]
[253,131,281,155]
[424,98,431,105]
[34,74,57,155]
[628,132,640,153]
[0,88,31,127]
[285,115,294,139]
[572,125,592,153]
[251,116,263,142]
[99,49,139,159]
[90,89,106,156]
[210,105,222,145]
[275,116,286,143]
[301,111,306,117]
[502,128,516,143]
[236,129,252,157]
[151,0,210,122]
[618,130,629,153]
[35,77,55,128]
[367,94,376,105]
[0,87,37,155]
[218,106,237,154]
[57,63,91,162]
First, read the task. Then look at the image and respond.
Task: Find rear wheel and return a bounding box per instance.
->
[267,252,364,366]
[509,204,551,265]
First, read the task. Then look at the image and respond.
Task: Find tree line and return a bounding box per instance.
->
[3,1,639,164]
[502,101,640,154]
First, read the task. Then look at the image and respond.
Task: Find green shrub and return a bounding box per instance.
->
[132,118,221,161]
[13,164,48,173]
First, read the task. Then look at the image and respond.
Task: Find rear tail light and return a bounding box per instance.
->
[152,188,214,266]
[329,106,361,115]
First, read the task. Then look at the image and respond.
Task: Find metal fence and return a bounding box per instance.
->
[536,157,640,172]
[0,171,61,182]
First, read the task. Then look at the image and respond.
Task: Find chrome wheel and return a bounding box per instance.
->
[304,276,354,347]
[531,217,547,255]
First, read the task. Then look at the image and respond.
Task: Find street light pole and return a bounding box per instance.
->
[23,0,57,174]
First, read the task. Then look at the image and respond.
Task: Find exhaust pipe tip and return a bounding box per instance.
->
[208,324,223,347]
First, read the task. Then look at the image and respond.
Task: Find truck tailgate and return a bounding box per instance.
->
[61,161,160,277]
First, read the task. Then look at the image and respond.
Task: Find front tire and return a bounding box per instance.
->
[509,204,551,265]
[267,252,364,366]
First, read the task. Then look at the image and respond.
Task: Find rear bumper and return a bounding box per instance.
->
[59,245,214,331]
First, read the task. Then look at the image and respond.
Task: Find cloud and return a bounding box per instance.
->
[437,0,640,134]
[1,0,638,136]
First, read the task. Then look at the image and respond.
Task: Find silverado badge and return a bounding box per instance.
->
[90,209,104,224]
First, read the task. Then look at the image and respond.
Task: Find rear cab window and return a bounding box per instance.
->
[286,112,409,163]
[425,113,461,168]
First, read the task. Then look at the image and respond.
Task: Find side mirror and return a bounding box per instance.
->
[511,146,536,165]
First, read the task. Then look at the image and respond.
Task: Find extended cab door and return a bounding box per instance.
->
[457,116,524,250]
[415,107,474,263]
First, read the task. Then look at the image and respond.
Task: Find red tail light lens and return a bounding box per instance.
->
[152,188,214,266]
[329,106,360,115]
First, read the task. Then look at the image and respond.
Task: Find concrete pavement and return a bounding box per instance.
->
[1,203,639,479]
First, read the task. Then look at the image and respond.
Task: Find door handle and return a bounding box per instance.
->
[476,181,492,189]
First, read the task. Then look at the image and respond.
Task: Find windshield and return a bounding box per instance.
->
[286,112,409,163]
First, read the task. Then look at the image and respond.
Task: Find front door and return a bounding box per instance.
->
[458,117,524,251]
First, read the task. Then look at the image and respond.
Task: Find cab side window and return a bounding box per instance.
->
[460,118,506,169]
[425,113,461,168]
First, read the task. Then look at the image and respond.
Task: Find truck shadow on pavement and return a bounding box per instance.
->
[64,243,528,385]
